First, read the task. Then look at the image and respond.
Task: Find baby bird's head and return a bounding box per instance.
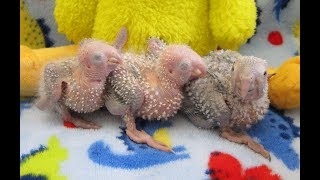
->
[147,38,207,86]
[231,56,268,101]
[78,39,122,81]
[78,28,128,82]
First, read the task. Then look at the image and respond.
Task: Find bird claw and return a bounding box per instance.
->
[247,140,271,161]
[126,129,174,153]
[70,117,101,129]
[34,97,52,111]
[221,128,270,160]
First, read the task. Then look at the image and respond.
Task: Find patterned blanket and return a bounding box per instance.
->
[20,0,300,179]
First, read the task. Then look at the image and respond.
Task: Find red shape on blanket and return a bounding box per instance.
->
[64,121,76,128]
[244,165,281,180]
[208,151,242,180]
[268,31,283,45]
[208,151,281,180]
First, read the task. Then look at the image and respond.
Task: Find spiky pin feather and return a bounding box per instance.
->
[104,37,207,152]
[34,28,127,129]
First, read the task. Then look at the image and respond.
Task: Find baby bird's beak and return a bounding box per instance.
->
[239,75,253,100]
[108,57,123,65]
[192,69,202,77]
[191,59,207,79]
[240,80,250,99]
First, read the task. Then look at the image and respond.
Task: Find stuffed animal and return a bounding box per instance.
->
[53,0,257,55]
[267,56,300,110]
[20,0,46,48]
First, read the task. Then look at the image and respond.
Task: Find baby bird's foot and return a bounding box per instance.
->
[220,127,271,161]
[34,97,50,110]
[72,118,101,129]
[126,129,173,153]
[63,115,101,129]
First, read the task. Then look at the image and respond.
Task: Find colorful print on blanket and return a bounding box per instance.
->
[240,0,300,67]
[88,119,190,169]
[20,100,299,178]
[206,151,281,180]
[247,109,300,170]
[20,99,33,114]
[20,136,68,180]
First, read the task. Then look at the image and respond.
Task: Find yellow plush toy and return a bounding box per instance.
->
[20,45,78,97]
[20,0,46,49]
[20,0,257,97]
[54,0,257,55]
[267,56,300,110]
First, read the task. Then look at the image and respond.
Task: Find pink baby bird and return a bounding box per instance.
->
[35,28,127,128]
[104,38,207,152]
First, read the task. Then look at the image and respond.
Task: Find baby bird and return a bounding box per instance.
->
[35,28,127,129]
[182,50,273,160]
[104,38,207,152]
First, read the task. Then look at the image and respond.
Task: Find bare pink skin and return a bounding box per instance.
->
[106,38,207,152]
[35,28,127,128]
[231,56,268,102]
[220,127,271,160]
[136,45,206,119]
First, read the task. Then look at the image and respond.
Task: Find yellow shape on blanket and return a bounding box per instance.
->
[20,0,45,48]
[20,136,68,180]
[153,128,172,149]
[293,18,300,54]
[293,19,300,40]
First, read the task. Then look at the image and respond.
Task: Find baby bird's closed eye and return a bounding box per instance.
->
[159,45,207,86]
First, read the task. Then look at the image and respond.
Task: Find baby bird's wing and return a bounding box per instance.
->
[207,49,242,64]
[206,70,228,94]
[104,87,130,116]
[36,59,75,109]
[181,96,214,129]
[106,66,144,114]
[203,50,242,93]
[184,77,232,128]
